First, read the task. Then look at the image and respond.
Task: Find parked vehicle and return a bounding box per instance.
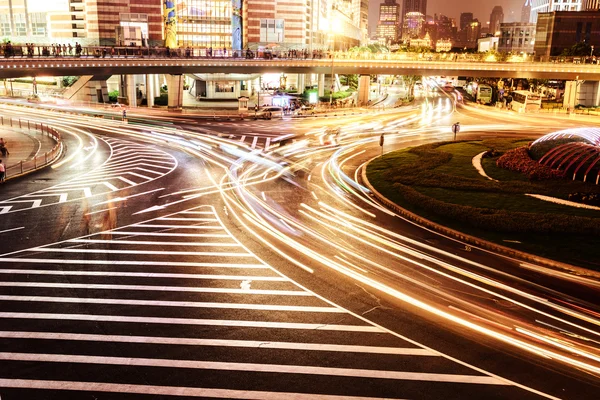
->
[255,106,283,119]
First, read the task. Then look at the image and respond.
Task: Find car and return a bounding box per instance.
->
[255,106,283,119]
[296,105,315,116]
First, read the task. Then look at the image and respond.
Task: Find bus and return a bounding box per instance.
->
[477,84,493,105]
[465,82,492,104]
[509,90,542,112]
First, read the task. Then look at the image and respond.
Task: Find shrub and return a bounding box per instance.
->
[154,93,168,106]
[497,147,565,180]
[394,182,600,235]
[568,192,600,206]
[108,90,119,103]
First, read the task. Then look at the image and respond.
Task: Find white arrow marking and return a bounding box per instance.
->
[240,280,252,291]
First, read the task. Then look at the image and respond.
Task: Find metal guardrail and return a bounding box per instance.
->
[1,116,62,180]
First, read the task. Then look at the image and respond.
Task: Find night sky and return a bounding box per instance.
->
[368,0,527,35]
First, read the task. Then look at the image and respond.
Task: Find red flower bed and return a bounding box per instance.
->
[497,147,565,180]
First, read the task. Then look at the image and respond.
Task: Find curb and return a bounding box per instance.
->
[360,158,600,280]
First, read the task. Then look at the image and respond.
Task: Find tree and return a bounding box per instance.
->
[401,75,421,98]
[561,42,592,57]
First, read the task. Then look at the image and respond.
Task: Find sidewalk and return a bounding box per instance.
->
[0,126,57,181]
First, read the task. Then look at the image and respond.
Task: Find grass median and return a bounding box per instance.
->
[366,139,600,270]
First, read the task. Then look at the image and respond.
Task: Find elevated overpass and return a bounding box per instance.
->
[1,56,600,80]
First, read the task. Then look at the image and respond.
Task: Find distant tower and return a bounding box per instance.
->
[521,0,532,23]
[584,0,600,9]
[489,6,504,35]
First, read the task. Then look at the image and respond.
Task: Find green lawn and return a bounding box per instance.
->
[367,139,600,270]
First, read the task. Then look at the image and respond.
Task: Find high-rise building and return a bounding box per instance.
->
[489,6,504,35]
[522,0,533,22]
[376,0,401,44]
[584,0,600,9]
[530,0,583,23]
[402,11,425,40]
[459,12,474,31]
[534,10,600,58]
[465,19,481,45]
[498,22,536,53]
[434,14,455,40]
[0,0,162,46]
[402,0,426,37]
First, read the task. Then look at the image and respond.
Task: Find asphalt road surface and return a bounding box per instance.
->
[0,95,599,399]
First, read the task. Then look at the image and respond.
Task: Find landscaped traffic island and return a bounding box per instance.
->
[366,137,600,270]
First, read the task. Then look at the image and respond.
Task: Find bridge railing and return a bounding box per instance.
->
[0,45,598,65]
[1,116,62,180]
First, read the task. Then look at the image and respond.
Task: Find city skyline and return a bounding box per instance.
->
[369,0,526,34]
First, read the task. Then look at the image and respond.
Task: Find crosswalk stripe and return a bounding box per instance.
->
[0,270,286,281]
[108,232,231,238]
[157,217,219,222]
[0,331,430,354]
[0,282,307,295]
[0,258,268,268]
[130,224,224,229]
[0,353,503,384]
[265,137,271,150]
[251,136,258,149]
[0,380,407,400]
[239,135,246,142]
[27,248,254,257]
[0,313,382,332]
[69,239,241,247]
[0,298,341,313]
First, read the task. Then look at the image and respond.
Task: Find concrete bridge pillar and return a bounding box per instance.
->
[166,74,184,110]
[125,75,137,108]
[318,74,325,97]
[357,75,370,106]
[297,74,305,94]
[563,80,600,109]
[146,74,155,108]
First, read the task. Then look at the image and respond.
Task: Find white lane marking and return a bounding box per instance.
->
[59,194,68,203]
[26,248,255,257]
[117,176,137,185]
[0,206,13,214]
[83,188,92,198]
[103,182,119,191]
[0,226,24,234]
[108,232,232,238]
[251,136,258,149]
[93,188,164,206]
[0,282,306,295]
[180,211,215,215]
[0,298,341,313]
[265,137,271,150]
[69,239,241,247]
[157,218,219,222]
[129,224,224,229]
[0,379,408,399]
[0,270,286,281]
[0,258,267,268]
[0,353,502,385]
[0,331,430,354]
[0,314,382,332]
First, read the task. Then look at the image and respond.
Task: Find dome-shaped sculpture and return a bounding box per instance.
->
[532,128,600,184]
